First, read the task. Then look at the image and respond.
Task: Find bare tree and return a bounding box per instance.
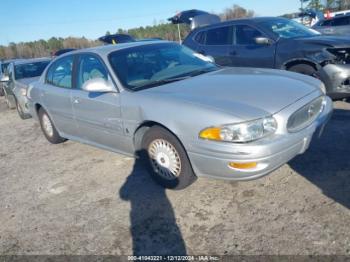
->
[220,4,255,21]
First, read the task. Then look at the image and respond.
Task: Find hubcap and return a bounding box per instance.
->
[148,139,181,180]
[42,114,54,137]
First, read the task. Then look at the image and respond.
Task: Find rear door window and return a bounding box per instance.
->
[194,31,206,44]
[205,26,233,45]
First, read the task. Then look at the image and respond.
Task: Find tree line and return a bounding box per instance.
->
[302,0,350,11]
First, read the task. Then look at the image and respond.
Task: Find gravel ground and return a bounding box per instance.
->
[0,96,349,256]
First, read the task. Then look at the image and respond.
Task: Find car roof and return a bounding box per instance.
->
[63,40,171,57]
[330,13,350,19]
[1,58,25,64]
[190,16,288,32]
[13,57,51,66]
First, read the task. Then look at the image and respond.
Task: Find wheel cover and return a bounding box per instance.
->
[42,114,54,137]
[148,139,181,180]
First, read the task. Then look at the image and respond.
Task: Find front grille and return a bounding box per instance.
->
[287,96,324,132]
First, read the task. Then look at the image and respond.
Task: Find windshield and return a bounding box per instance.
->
[108,43,218,91]
[14,60,50,80]
[1,63,10,74]
[258,19,320,39]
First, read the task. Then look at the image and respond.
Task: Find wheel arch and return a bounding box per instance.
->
[133,120,185,152]
[283,59,320,71]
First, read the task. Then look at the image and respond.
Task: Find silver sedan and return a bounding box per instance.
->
[27,41,333,189]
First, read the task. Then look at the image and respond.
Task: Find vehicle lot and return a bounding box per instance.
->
[0,96,349,255]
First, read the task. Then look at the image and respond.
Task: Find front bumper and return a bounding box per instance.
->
[185,95,333,181]
[13,88,32,116]
[320,64,350,100]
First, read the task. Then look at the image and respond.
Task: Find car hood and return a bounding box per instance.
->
[293,35,350,48]
[17,77,40,87]
[144,68,320,120]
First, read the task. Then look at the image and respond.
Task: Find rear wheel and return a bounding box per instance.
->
[288,64,318,78]
[38,108,66,144]
[0,86,4,97]
[141,126,197,190]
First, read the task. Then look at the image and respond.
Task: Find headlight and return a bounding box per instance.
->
[199,116,277,143]
[20,88,27,96]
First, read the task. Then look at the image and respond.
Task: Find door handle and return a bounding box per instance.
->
[73,97,80,104]
[198,50,206,55]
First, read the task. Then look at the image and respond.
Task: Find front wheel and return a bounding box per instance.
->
[141,126,197,190]
[38,108,66,144]
[288,64,318,78]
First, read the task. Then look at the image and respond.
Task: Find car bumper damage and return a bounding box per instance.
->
[320,63,350,99]
[186,95,333,181]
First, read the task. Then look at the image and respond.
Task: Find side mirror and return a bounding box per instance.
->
[194,53,215,63]
[81,78,116,93]
[254,37,273,45]
[0,75,9,83]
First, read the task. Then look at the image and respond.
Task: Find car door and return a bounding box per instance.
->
[229,24,276,68]
[70,53,125,152]
[41,55,78,137]
[192,25,233,66]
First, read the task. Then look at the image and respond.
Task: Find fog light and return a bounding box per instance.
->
[229,162,257,170]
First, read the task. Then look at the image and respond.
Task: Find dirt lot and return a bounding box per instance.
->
[0,96,349,256]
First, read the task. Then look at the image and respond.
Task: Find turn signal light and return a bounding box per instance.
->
[199,127,221,140]
[229,162,257,170]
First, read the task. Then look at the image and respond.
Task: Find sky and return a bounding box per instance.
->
[0,0,300,45]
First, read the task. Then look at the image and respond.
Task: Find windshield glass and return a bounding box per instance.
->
[1,63,10,74]
[258,19,320,39]
[108,43,218,91]
[14,61,50,80]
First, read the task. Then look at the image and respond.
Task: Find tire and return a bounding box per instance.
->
[15,98,31,120]
[38,108,66,144]
[288,64,317,78]
[0,87,4,97]
[141,126,197,190]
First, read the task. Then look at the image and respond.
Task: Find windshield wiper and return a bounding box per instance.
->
[133,76,190,90]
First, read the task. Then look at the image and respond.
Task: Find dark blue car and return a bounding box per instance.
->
[183,17,350,100]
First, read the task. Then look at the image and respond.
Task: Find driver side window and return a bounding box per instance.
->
[77,54,109,90]
[235,25,264,45]
[46,56,73,89]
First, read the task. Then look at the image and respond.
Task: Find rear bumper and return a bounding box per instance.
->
[186,96,333,181]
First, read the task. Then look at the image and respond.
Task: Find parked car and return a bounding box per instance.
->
[52,48,76,57]
[99,34,136,44]
[27,41,332,189]
[313,14,350,36]
[0,59,22,97]
[1,58,51,119]
[183,17,350,100]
